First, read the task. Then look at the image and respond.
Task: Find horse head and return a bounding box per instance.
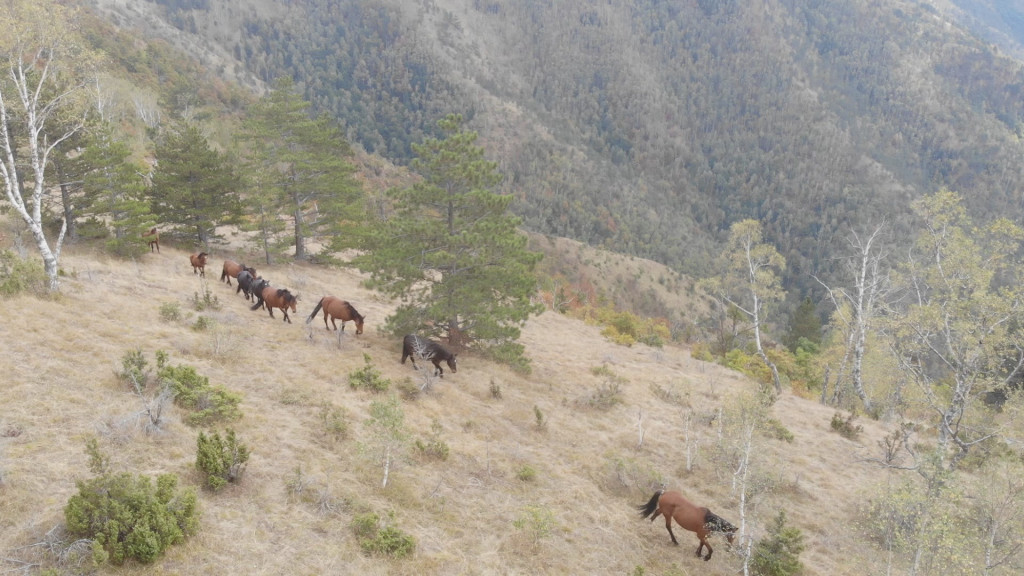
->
[446,353,458,374]
[280,289,298,312]
[705,512,737,544]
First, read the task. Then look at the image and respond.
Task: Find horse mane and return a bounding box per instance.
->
[344,301,363,321]
[704,511,736,534]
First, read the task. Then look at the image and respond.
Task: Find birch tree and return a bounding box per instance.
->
[705,220,786,393]
[0,0,93,291]
[886,190,1024,469]
[814,224,890,413]
[361,396,409,489]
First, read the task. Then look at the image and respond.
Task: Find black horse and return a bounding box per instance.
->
[401,334,457,377]
[236,270,265,301]
[246,278,271,308]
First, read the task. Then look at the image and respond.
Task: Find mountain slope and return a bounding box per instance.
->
[86,0,1024,297]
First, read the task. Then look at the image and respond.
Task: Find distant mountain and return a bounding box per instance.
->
[942,0,1024,57]
[88,0,1024,301]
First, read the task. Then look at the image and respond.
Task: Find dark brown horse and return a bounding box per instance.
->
[142,227,159,252]
[251,285,298,323]
[221,260,255,286]
[235,270,265,301]
[637,490,736,561]
[189,252,209,276]
[306,296,365,334]
[401,334,457,377]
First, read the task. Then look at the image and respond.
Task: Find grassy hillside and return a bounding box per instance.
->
[0,227,910,575]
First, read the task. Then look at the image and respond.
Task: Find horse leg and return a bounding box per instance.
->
[663,517,678,545]
[697,536,713,561]
[283,310,291,323]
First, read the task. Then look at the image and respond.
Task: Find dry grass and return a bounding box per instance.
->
[0,235,898,575]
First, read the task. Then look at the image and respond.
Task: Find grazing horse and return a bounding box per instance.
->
[189,252,209,276]
[142,227,159,252]
[637,490,736,561]
[251,285,298,323]
[235,270,265,301]
[221,260,255,286]
[306,296,365,334]
[401,334,457,377]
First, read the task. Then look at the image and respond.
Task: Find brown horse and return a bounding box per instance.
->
[221,260,255,286]
[637,490,736,561]
[142,227,159,252]
[306,296,365,334]
[189,252,209,276]
[251,285,298,323]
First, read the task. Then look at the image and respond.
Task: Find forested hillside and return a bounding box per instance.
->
[92,0,1024,301]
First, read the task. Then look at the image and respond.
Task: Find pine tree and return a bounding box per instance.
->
[348,114,543,369]
[149,122,242,248]
[784,296,821,353]
[239,76,362,263]
[79,125,154,258]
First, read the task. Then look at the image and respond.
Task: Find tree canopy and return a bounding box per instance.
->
[349,114,542,369]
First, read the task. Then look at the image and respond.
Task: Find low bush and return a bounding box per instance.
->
[348,354,390,392]
[351,512,415,558]
[0,250,48,296]
[413,420,450,461]
[830,411,863,440]
[751,510,805,576]
[64,472,198,565]
[159,359,242,426]
[196,429,250,491]
[158,302,181,323]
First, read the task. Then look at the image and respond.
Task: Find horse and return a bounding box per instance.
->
[251,285,298,323]
[401,334,457,377]
[306,296,365,334]
[637,490,736,561]
[221,260,255,286]
[142,227,159,252]
[235,270,266,301]
[189,252,209,276]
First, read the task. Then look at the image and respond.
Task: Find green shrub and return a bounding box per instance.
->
[413,419,450,461]
[0,250,48,296]
[117,348,151,390]
[516,464,537,482]
[533,405,547,431]
[158,302,181,323]
[350,512,415,558]
[830,411,863,440]
[196,429,250,491]
[513,504,556,546]
[159,362,242,426]
[582,365,627,409]
[764,418,795,443]
[318,403,349,443]
[191,315,215,331]
[348,354,390,392]
[64,472,198,565]
[190,285,220,311]
[751,510,805,576]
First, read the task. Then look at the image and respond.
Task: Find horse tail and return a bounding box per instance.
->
[306,298,324,324]
[637,490,664,519]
